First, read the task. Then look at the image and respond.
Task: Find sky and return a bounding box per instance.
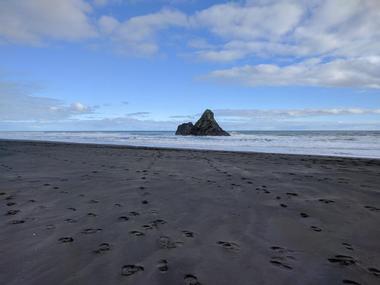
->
[0,0,380,131]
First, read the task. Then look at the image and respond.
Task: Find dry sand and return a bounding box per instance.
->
[1,140,380,285]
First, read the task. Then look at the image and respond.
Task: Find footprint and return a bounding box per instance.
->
[59,237,74,243]
[64,218,77,223]
[121,264,144,276]
[280,203,287,208]
[142,224,154,230]
[364,205,380,212]
[157,259,168,272]
[46,224,56,230]
[5,195,15,201]
[328,255,356,266]
[81,228,102,234]
[270,246,296,269]
[10,219,25,224]
[271,246,285,251]
[89,199,99,204]
[141,200,149,205]
[151,219,166,228]
[184,274,201,285]
[319,199,335,204]
[182,230,195,238]
[118,216,129,222]
[94,243,111,254]
[269,259,293,270]
[158,236,183,249]
[216,241,240,251]
[286,192,298,197]
[342,242,353,251]
[129,211,140,216]
[87,212,97,217]
[311,226,322,232]
[368,267,380,277]
[6,209,20,216]
[67,207,76,211]
[300,212,309,218]
[130,230,145,237]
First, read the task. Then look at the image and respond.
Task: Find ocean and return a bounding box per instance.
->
[0,131,379,159]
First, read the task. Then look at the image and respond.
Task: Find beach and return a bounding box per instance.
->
[1,139,380,285]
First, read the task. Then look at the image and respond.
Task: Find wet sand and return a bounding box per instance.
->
[1,139,380,285]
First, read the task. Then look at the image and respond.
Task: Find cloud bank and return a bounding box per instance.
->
[206,57,380,89]
[0,74,378,130]
[214,108,380,118]
[1,0,379,88]
[0,78,92,121]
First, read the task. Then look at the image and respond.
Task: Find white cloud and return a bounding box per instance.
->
[191,0,380,61]
[196,48,247,62]
[93,0,194,6]
[169,115,195,119]
[193,1,303,41]
[0,0,97,45]
[126,112,151,117]
[98,15,120,34]
[187,0,380,88]
[194,0,380,89]
[1,0,379,90]
[206,57,380,88]
[71,102,91,113]
[214,108,380,118]
[99,9,188,55]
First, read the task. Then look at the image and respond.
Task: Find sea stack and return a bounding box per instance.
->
[175,109,230,136]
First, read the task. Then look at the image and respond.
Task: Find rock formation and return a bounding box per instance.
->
[175,109,230,136]
[175,122,194,136]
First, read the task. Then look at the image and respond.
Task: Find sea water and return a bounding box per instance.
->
[0,131,379,159]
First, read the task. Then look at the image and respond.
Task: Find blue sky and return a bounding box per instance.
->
[0,0,380,131]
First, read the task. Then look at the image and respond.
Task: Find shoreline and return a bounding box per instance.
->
[1,138,379,162]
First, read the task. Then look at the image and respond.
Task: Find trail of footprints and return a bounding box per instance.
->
[4,176,379,284]
[2,149,380,285]
[37,168,203,284]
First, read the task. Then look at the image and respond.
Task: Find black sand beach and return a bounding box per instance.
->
[1,140,380,285]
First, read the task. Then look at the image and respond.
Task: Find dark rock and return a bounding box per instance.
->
[192,109,230,136]
[175,122,194,135]
[175,109,230,136]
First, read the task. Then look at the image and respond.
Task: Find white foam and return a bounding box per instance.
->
[1,131,379,159]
